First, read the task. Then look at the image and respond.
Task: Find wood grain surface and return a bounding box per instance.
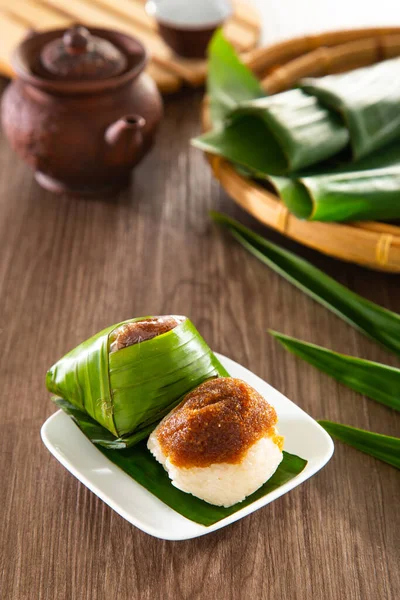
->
[0,64,399,600]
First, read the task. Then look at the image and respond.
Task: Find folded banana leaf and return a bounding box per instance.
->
[54,398,156,449]
[234,92,349,172]
[211,212,400,357]
[270,332,400,412]
[199,33,400,221]
[55,399,307,525]
[193,114,288,175]
[194,89,349,175]
[231,144,400,222]
[46,317,228,443]
[268,141,400,222]
[198,31,350,174]
[301,57,400,159]
[207,29,264,127]
[318,421,400,469]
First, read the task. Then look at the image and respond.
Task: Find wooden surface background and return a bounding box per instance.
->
[1,2,400,598]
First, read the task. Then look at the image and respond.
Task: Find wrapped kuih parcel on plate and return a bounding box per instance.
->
[46,315,304,515]
[46,316,229,448]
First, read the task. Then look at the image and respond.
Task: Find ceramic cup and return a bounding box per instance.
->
[146,0,233,59]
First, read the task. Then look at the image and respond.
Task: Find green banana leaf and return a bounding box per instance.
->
[55,399,307,525]
[207,29,264,127]
[268,142,400,222]
[300,165,400,222]
[199,33,400,222]
[53,398,156,449]
[267,176,312,219]
[318,421,400,469]
[47,317,228,439]
[270,332,400,412]
[211,212,400,357]
[301,57,400,160]
[200,31,349,174]
[234,92,349,172]
[229,147,400,223]
[193,114,288,175]
[194,90,349,175]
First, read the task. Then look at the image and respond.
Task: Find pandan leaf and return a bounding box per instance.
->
[211,212,400,357]
[318,421,400,469]
[270,332,400,412]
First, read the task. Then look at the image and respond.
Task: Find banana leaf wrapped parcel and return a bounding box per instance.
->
[46,315,229,448]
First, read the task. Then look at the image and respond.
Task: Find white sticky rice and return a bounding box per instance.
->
[147,429,283,508]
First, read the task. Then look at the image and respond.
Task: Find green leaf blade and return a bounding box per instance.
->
[201,35,400,223]
[211,212,400,357]
[207,30,264,127]
[301,57,400,160]
[270,142,400,222]
[301,163,400,222]
[53,398,155,449]
[268,175,313,219]
[270,332,400,411]
[229,90,349,173]
[100,445,307,526]
[318,421,400,469]
[55,399,307,526]
[194,89,350,177]
[196,32,349,176]
[192,115,288,175]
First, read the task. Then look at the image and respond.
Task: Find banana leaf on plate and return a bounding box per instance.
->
[54,398,307,526]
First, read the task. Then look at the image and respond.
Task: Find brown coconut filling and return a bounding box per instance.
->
[156,377,284,468]
[109,315,185,353]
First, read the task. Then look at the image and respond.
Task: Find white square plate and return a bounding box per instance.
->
[41,353,334,540]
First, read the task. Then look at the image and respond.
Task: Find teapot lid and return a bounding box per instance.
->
[40,25,127,80]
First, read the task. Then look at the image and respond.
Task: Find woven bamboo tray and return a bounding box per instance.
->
[0,0,260,94]
[202,27,400,273]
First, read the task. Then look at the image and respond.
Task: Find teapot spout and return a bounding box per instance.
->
[105,115,146,166]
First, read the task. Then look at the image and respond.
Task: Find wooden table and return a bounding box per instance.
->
[1,6,400,599]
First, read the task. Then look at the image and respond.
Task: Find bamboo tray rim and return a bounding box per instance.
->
[202,27,400,273]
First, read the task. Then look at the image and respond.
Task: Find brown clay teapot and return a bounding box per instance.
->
[1,26,163,195]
